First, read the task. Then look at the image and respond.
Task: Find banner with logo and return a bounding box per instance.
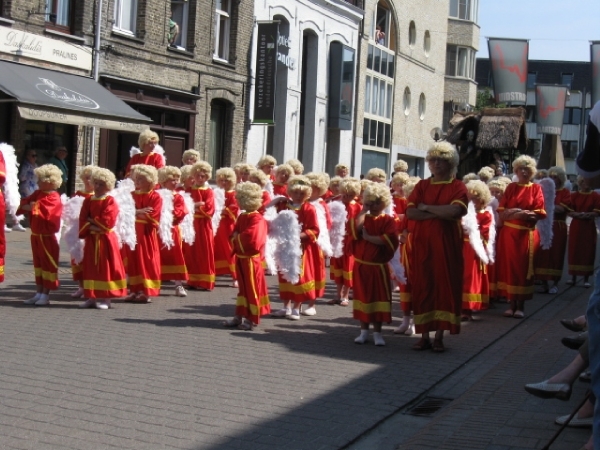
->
[591,41,600,106]
[487,38,529,105]
[535,84,568,135]
[253,22,279,124]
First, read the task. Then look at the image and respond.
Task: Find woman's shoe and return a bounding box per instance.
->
[560,318,586,332]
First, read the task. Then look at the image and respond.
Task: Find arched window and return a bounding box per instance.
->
[373,0,396,51]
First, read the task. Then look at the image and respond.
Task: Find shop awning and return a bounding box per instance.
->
[0,60,151,132]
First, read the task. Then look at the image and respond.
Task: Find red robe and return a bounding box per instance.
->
[273,183,287,197]
[79,195,127,298]
[393,194,408,216]
[186,185,215,290]
[568,191,600,276]
[70,190,94,281]
[124,152,165,177]
[160,191,189,281]
[0,151,5,282]
[330,200,361,287]
[258,190,271,216]
[17,190,63,290]
[214,190,239,279]
[399,216,416,314]
[278,201,320,302]
[232,212,271,323]
[127,190,162,295]
[462,210,492,311]
[407,179,468,334]
[312,199,331,297]
[535,188,572,281]
[350,213,399,324]
[496,182,546,301]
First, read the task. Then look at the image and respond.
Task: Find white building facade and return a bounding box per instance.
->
[247,0,363,173]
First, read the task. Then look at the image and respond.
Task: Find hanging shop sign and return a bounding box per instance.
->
[253,22,279,124]
[487,37,529,105]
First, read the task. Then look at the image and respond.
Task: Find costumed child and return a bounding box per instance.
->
[328,176,343,198]
[69,165,96,298]
[365,168,387,184]
[535,166,572,294]
[286,159,304,175]
[158,166,189,297]
[329,177,361,306]
[125,129,165,177]
[181,149,200,166]
[389,159,408,187]
[248,169,271,215]
[461,180,494,321]
[567,175,600,287]
[334,163,350,179]
[478,166,495,183]
[257,155,277,181]
[179,164,195,192]
[391,172,410,218]
[214,167,239,286]
[78,168,128,309]
[126,164,162,303]
[186,161,215,290]
[19,164,63,306]
[272,163,293,197]
[223,182,271,330]
[304,172,332,316]
[394,177,420,335]
[351,182,399,346]
[270,175,319,320]
[238,164,253,183]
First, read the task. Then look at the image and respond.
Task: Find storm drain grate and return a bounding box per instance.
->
[405,397,453,417]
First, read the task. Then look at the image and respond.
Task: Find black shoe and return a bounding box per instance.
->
[561,332,587,350]
[560,318,586,332]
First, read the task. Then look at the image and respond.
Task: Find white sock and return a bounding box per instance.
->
[373,332,386,346]
[402,315,410,326]
[33,293,42,300]
[291,308,300,316]
[39,294,49,301]
[354,329,369,344]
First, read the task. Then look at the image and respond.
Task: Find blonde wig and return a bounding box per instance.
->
[79,165,95,181]
[180,164,194,183]
[274,163,294,178]
[548,166,567,188]
[466,180,492,206]
[134,164,158,186]
[287,175,312,197]
[248,169,269,188]
[462,173,478,183]
[340,177,361,198]
[363,181,392,208]
[360,178,373,194]
[286,158,304,175]
[305,172,329,197]
[329,175,342,190]
[334,163,350,176]
[92,167,116,191]
[138,129,159,148]
[426,141,460,174]
[191,161,213,179]
[487,178,508,193]
[257,155,277,169]
[512,155,537,178]
[393,159,409,173]
[235,181,263,212]
[35,164,63,189]
[391,171,410,188]
[403,179,420,198]
[365,167,387,183]
[478,166,495,182]
[216,167,237,189]
[181,149,200,165]
[158,166,182,185]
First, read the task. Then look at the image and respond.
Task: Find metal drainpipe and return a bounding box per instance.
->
[89,0,103,166]
[351,13,364,177]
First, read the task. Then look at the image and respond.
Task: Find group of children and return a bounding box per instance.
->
[8,129,597,348]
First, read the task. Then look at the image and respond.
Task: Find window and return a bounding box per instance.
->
[563,108,582,125]
[373,1,396,51]
[424,31,431,56]
[408,21,416,48]
[403,87,411,115]
[561,140,579,159]
[45,0,72,33]
[449,0,478,21]
[113,0,137,35]
[214,0,231,61]
[561,73,574,89]
[445,45,475,79]
[418,93,426,120]
[169,1,189,49]
[526,72,537,90]
[525,105,536,122]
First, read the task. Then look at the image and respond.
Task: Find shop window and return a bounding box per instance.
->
[45,0,73,33]
[214,0,231,62]
[114,0,138,35]
[169,1,189,49]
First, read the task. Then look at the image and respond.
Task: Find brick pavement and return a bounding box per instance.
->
[0,229,595,450]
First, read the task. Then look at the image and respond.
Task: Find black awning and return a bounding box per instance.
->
[0,60,151,131]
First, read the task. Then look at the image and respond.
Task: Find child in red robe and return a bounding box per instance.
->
[214,167,239,286]
[126,164,162,303]
[351,182,399,346]
[70,165,96,299]
[272,163,293,197]
[186,161,215,290]
[158,166,189,297]
[78,168,127,309]
[19,164,63,306]
[248,169,271,215]
[124,130,165,177]
[271,175,320,320]
[223,182,271,330]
